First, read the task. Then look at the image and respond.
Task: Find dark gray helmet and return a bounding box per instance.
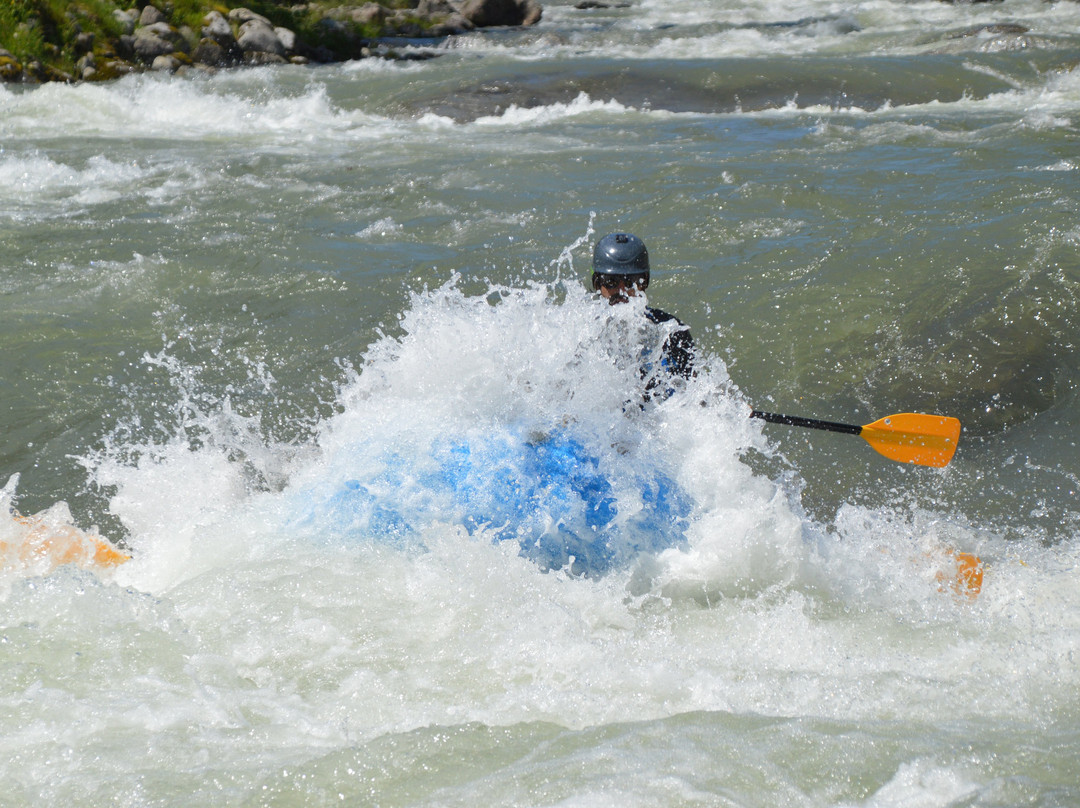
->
[591,233,650,291]
[593,233,649,275]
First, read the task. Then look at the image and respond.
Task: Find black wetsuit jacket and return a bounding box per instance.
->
[643,307,694,399]
[646,307,694,377]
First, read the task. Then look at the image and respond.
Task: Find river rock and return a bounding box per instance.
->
[178,25,198,49]
[139,5,168,26]
[459,0,542,27]
[202,11,234,43]
[427,13,475,35]
[419,0,456,13]
[193,37,241,67]
[113,8,139,35]
[229,8,274,27]
[382,10,425,37]
[0,49,23,82]
[192,38,220,66]
[133,23,189,61]
[95,58,136,80]
[74,32,95,55]
[76,51,96,79]
[237,19,287,57]
[313,16,367,57]
[195,11,244,65]
[246,51,290,65]
[329,4,388,26]
[275,27,299,53]
[151,54,182,72]
[415,0,475,34]
[317,16,348,36]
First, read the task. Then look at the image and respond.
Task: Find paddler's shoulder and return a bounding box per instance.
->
[645,306,688,330]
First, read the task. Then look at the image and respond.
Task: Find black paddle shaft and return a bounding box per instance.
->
[749,410,863,436]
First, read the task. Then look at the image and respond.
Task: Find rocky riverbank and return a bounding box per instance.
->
[0,0,543,83]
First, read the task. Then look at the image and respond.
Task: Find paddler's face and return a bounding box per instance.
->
[596,273,646,305]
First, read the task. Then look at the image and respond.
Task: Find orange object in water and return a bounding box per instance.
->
[859,413,962,468]
[952,551,983,598]
[933,549,983,599]
[751,410,962,468]
[2,512,130,574]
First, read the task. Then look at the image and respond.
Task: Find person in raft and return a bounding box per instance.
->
[591,232,694,397]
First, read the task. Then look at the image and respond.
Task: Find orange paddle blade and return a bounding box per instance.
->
[859,413,961,468]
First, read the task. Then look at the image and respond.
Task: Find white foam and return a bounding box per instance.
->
[75,275,1069,627]
[3,275,1079,808]
[0,152,156,210]
[0,71,401,145]
[860,759,981,808]
[356,217,404,238]
[473,91,638,127]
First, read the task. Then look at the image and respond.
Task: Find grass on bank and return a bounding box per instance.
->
[0,0,419,79]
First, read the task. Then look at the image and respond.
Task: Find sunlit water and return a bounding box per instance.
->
[2,0,1080,804]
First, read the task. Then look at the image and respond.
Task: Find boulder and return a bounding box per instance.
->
[132,23,189,61]
[237,19,287,56]
[384,10,424,37]
[113,8,139,35]
[202,10,234,43]
[193,36,244,66]
[313,16,366,56]
[0,50,23,82]
[96,59,136,80]
[332,3,388,26]
[521,0,544,25]
[427,13,475,35]
[228,8,274,26]
[317,16,349,36]
[275,26,298,53]
[458,0,542,27]
[414,0,476,34]
[197,11,244,64]
[139,5,168,26]
[178,25,199,49]
[151,54,182,72]
[245,51,289,65]
[23,59,72,82]
[117,34,136,59]
[76,51,96,79]
[418,0,456,14]
[74,31,95,55]
[192,38,222,65]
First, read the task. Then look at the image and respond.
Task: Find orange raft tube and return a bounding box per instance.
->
[2,510,130,575]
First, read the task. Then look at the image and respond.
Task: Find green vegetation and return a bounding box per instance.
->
[0,0,424,81]
[1,0,125,76]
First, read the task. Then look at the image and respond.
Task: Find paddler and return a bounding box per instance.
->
[591,232,694,396]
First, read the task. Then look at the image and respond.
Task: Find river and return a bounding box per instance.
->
[2,0,1079,804]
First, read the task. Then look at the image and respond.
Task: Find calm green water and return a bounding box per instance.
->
[2,0,1080,804]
